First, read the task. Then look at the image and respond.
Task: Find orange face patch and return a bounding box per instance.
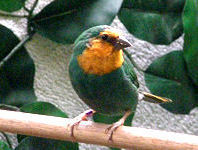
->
[77,30,124,76]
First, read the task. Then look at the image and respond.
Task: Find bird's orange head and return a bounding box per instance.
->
[76,26,132,75]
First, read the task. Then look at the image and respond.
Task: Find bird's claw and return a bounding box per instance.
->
[105,110,131,141]
[67,109,95,138]
[105,121,123,141]
[67,118,82,137]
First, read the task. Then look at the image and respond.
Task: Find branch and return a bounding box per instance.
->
[0,10,28,18]
[23,6,31,13]
[0,110,197,150]
[0,35,32,68]
[29,0,39,17]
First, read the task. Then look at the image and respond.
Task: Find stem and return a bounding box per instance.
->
[29,0,39,17]
[23,6,31,13]
[1,132,12,149]
[0,34,33,68]
[34,9,77,22]
[26,0,39,34]
[0,11,28,18]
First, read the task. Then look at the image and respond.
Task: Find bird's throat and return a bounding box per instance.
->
[77,39,124,76]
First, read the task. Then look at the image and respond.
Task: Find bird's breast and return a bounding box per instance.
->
[69,63,138,116]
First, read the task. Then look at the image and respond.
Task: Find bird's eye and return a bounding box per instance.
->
[101,34,108,40]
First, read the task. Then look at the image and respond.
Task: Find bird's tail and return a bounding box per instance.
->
[139,91,172,104]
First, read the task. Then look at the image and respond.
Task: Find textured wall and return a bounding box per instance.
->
[0,0,198,149]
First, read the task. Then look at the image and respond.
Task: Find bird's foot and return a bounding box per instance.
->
[67,109,95,138]
[105,120,124,141]
[105,110,131,141]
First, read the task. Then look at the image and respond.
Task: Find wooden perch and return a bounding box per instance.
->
[0,110,197,149]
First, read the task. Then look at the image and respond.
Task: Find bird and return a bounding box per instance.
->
[68,25,171,140]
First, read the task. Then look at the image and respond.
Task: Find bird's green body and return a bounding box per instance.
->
[69,25,139,116]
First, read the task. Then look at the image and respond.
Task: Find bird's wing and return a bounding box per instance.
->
[123,49,142,72]
[123,49,139,88]
[123,50,172,104]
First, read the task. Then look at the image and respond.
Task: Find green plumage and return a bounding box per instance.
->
[69,25,139,116]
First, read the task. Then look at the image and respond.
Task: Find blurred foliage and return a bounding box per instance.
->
[30,0,123,43]
[0,25,36,107]
[0,0,198,149]
[0,141,11,150]
[145,0,198,114]
[183,0,198,86]
[0,0,26,12]
[145,51,198,114]
[16,102,78,149]
[15,137,78,150]
[118,0,185,44]
[20,101,67,117]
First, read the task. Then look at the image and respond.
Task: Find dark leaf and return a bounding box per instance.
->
[18,102,68,142]
[118,0,185,44]
[31,0,123,44]
[0,25,36,107]
[15,137,78,150]
[20,101,67,117]
[0,0,26,12]
[121,0,185,12]
[0,141,11,150]
[145,51,197,114]
[183,0,198,86]
[110,148,120,150]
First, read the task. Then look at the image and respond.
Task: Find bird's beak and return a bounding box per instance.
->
[114,37,132,50]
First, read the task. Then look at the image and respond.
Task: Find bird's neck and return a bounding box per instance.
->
[77,39,124,76]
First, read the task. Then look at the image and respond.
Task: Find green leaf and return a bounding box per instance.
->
[118,0,185,45]
[121,0,185,12]
[0,25,36,107]
[183,0,198,86]
[17,102,78,149]
[20,101,67,117]
[31,0,123,44]
[0,141,11,150]
[15,137,78,150]
[110,148,120,150]
[145,51,197,114]
[0,0,26,12]
[18,102,68,143]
